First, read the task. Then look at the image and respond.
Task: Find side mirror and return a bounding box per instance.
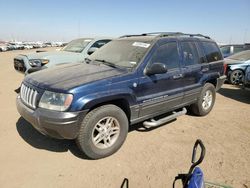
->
[87,47,98,55]
[145,63,167,75]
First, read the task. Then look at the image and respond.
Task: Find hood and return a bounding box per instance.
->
[25,63,127,90]
[25,51,77,59]
[224,58,245,65]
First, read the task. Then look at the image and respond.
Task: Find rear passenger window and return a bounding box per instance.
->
[150,42,179,69]
[202,42,222,62]
[180,42,200,65]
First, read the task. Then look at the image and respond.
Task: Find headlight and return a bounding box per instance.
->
[29,59,49,67]
[39,91,73,111]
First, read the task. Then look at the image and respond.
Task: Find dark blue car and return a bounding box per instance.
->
[16,32,226,159]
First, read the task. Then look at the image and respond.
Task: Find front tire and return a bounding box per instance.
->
[190,83,216,116]
[76,105,128,159]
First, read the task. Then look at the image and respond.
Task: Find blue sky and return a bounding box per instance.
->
[0,0,249,43]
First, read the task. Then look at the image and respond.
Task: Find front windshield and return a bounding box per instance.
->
[88,40,152,68]
[228,50,250,61]
[62,38,92,53]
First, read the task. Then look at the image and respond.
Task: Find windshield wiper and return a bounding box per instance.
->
[94,59,118,68]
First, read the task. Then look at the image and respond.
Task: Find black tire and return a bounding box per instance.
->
[76,104,128,159]
[190,83,216,116]
[229,69,244,85]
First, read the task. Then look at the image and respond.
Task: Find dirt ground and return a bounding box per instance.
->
[0,48,250,188]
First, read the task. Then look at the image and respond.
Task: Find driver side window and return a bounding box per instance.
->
[150,42,179,70]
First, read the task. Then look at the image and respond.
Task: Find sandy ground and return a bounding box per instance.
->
[0,48,250,188]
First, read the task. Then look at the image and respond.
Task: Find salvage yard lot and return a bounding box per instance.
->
[0,48,250,188]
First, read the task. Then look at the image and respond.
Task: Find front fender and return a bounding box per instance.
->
[71,90,137,111]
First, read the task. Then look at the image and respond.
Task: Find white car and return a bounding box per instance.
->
[14,37,112,74]
[0,44,8,52]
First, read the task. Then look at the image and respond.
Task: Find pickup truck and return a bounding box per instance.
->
[16,32,226,159]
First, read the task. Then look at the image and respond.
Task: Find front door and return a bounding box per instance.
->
[179,41,204,104]
[137,41,184,117]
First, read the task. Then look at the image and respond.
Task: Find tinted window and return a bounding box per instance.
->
[202,42,222,62]
[91,40,111,48]
[150,42,179,69]
[181,42,200,65]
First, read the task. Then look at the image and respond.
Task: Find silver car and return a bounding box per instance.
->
[14,38,111,74]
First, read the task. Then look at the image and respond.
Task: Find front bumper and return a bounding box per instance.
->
[16,96,87,139]
[216,75,227,91]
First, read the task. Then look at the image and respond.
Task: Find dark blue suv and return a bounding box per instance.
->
[16,32,226,159]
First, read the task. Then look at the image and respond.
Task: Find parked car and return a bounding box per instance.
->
[220,44,250,58]
[9,42,25,50]
[7,44,16,51]
[224,50,250,84]
[13,38,112,74]
[16,32,226,159]
[0,44,8,52]
[244,65,250,90]
[23,44,33,50]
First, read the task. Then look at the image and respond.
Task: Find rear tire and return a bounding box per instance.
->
[230,69,244,85]
[76,104,128,159]
[190,83,216,116]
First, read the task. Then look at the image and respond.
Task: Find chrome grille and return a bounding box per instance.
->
[20,84,38,109]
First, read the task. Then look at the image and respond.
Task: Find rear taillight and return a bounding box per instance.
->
[223,64,227,75]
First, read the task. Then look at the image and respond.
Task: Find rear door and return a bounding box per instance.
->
[180,40,223,104]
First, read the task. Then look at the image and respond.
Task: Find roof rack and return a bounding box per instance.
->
[120,32,211,39]
[119,34,148,38]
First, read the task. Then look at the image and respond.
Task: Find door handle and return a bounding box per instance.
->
[201,68,209,72]
[173,74,183,79]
